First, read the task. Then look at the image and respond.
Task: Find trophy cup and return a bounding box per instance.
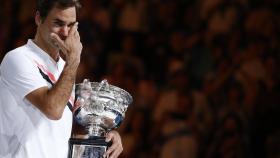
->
[68,79,133,158]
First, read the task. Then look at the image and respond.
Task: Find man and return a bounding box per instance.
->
[0,0,123,158]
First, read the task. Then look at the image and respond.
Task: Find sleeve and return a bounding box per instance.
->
[0,51,48,100]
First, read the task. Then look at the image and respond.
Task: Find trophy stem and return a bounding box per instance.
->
[88,124,106,137]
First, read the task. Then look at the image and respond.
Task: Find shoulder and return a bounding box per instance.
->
[0,44,38,79]
[2,45,33,66]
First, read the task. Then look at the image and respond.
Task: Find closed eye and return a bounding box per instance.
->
[53,19,65,27]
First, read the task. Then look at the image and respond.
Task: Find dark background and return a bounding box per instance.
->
[0,0,279,157]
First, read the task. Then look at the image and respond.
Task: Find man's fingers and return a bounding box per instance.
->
[105,132,113,142]
[50,33,67,52]
[105,143,122,158]
[104,131,123,158]
[69,22,78,36]
[74,30,80,39]
[110,149,122,158]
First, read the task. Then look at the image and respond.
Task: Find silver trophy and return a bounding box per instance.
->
[68,79,133,158]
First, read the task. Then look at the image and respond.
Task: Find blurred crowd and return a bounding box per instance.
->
[0,0,279,158]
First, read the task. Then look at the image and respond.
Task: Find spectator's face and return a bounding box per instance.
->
[36,6,77,49]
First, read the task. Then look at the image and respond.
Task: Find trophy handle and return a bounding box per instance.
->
[97,79,109,92]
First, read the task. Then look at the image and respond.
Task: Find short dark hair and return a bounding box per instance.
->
[37,0,81,21]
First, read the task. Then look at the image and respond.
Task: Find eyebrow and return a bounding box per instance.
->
[53,18,76,26]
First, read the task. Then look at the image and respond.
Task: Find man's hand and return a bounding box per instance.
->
[50,22,82,66]
[104,130,123,158]
[26,22,83,120]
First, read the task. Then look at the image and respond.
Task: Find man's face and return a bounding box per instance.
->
[37,6,77,49]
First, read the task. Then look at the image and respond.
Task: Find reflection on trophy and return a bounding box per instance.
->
[68,79,133,158]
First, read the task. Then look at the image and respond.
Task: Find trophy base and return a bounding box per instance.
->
[68,136,111,158]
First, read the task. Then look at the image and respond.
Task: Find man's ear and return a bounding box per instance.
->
[35,11,42,26]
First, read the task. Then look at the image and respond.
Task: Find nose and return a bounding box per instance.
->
[59,26,70,39]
